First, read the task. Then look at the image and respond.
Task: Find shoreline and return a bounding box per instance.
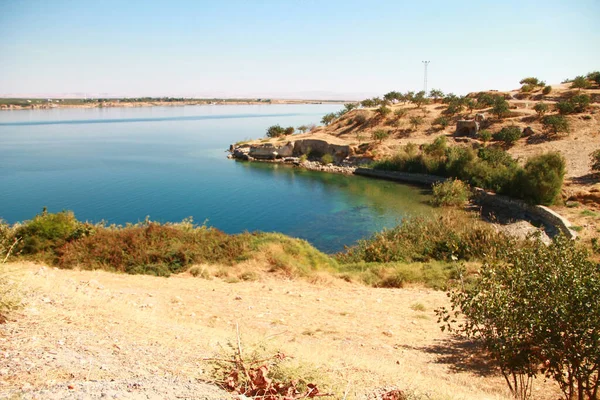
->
[0,99,347,111]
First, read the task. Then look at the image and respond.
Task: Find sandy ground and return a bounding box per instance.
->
[1,263,562,399]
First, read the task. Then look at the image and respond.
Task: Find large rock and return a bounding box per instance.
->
[248,142,294,159]
[292,139,350,162]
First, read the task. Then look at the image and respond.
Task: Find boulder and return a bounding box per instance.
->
[522,126,535,137]
[248,142,294,159]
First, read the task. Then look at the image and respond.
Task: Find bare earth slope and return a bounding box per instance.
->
[1,263,561,399]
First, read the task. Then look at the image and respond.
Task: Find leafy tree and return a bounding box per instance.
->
[371,129,390,143]
[360,99,375,108]
[266,124,286,138]
[464,98,476,113]
[344,103,357,113]
[412,91,430,108]
[442,93,458,104]
[284,126,295,136]
[476,92,496,107]
[321,113,336,126]
[404,91,415,104]
[429,89,444,102]
[556,100,576,115]
[542,115,569,136]
[571,75,592,90]
[383,91,402,103]
[478,129,492,144]
[591,149,600,174]
[571,94,591,112]
[587,71,600,85]
[297,125,309,134]
[533,102,549,118]
[409,115,424,130]
[438,236,600,399]
[492,96,510,119]
[519,77,541,86]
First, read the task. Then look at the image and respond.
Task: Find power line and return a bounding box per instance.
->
[422,61,430,95]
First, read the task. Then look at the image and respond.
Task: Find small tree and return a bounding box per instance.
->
[542,85,552,95]
[321,113,336,126]
[519,77,541,86]
[394,108,407,119]
[266,125,286,138]
[533,102,549,118]
[343,103,357,113]
[492,96,510,119]
[587,71,600,86]
[429,89,444,103]
[571,75,591,90]
[519,152,566,205]
[432,116,450,130]
[284,126,295,136]
[464,98,476,113]
[542,115,569,136]
[372,129,390,143]
[493,126,522,147]
[571,94,591,113]
[478,129,492,144]
[409,116,424,131]
[412,91,430,108]
[297,125,308,134]
[360,99,375,108]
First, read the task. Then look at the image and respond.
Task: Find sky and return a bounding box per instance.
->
[1,0,599,100]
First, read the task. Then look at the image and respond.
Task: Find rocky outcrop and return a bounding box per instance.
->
[230,139,351,162]
[291,139,351,162]
[248,142,294,159]
[455,120,479,137]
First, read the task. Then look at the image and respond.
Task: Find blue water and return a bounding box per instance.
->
[0,105,432,253]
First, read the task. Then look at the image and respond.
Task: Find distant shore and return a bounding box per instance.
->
[0,98,347,111]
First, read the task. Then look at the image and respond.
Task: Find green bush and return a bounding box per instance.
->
[542,114,569,136]
[320,154,334,165]
[438,237,600,399]
[570,75,592,89]
[478,129,492,143]
[376,105,392,117]
[432,116,450,129]
[266,125,286,138]
[409,115,424,130]
[542,85,552,95]
[591,149,600,173]
[394,108,407,118]
[321,113,336,126]
[431,179,470,207]
[371,129,390,142]
[533,102,548,117]
[492,125,522,147]
[492,96,510,119]
[519,77,541,86]
[520,84,534,93]
[587,71,600,85]
[516,152,565,205]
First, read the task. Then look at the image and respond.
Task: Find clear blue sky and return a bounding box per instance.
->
[1,0,598,99]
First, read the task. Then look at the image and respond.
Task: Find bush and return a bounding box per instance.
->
[353,113,368,125]
[431,179,470,207]
[571,93,591,112]
[371,129,390,142]
[492,96,510,119]
[587,71,600,85]
[284,126,295,135]
[542,114,569,136]
[432,116,450,129]
[542,85,552,95]
[516,152,565,205]
[533,102,548,117]
[266,125,285,138]
[376,105,392,117]
[591,149,600,173]
[394,108,407,118]
[320,154,333,165]
[438,237,600,400]
[478,129,492,143]
[492,126,522,147]
[321,113,336,126]
[519,77,541,86]
[520,84,534,93]
[409,115,424,130]
[571,75,592,89]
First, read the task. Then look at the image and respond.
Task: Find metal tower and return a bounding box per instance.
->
[422,61,430,95]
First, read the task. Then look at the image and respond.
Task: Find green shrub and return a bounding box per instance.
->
[372,129,390,142]
[353,113,368,124]
[556,100,575,115]
[438,237,600,399]
[516,152,565,205]
[14,209,84,256]
[492,96,510,119]
[587,71,600,85]
[492,126,522,147]
[320,154,334,165]
[542,85,552,95]
[266,125,286,138]
[394,108,407,118]
[520,84,534,93]
[321,113,336,126]
[591,149,600,173]
[533,102,549,117]
[376,105,392,116]
[284,126,295,135]
[519,77,541,86]
[478,129,492,143]
[432,116,450,129]
[542,114,569,136]
[431,179,470,207]
[571,94,591,112]
[570,75,592,89]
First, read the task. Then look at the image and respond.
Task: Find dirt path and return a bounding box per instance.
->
[1,263,561,399]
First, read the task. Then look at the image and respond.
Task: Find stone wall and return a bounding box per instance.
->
[354,168,576,239]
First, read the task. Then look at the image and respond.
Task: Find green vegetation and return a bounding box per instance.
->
[557,94,591,114]
[372,139,565,205]
[571,75,592,90]
[478,129,492,143]
[542,85,552,95]
[438,237,600,400]
[320,154,334,165]
[429,89,444,102]
[372,129,390,143]
[519,77,544,87]
[376,105,392,117]
[409,115,424,130]
[542,114,570,136]
[492,96,510,119]
[297,125,309,134]
[431,179,470,207]
[591,149,600,174]
[492,125,522,147]
[533,102,549,118]
[266,125,286,138]
[321,113,336,126]
[432,116,450,130]
[0,220,20,321]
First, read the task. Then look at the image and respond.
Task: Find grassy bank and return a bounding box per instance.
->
[2,208,531,290]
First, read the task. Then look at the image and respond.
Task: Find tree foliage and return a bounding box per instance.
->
[542,115,570,136]
[492,96,510,119]
[571,75,592,90]
[409,115,424,130]
[266,125,285,138]
[438,237,600,400]
[321,113,336,126]
[534,102,549,118]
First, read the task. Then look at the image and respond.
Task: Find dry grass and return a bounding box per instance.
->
[0,262,563,399]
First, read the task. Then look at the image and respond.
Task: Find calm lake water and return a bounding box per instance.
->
[0,104,432,253]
